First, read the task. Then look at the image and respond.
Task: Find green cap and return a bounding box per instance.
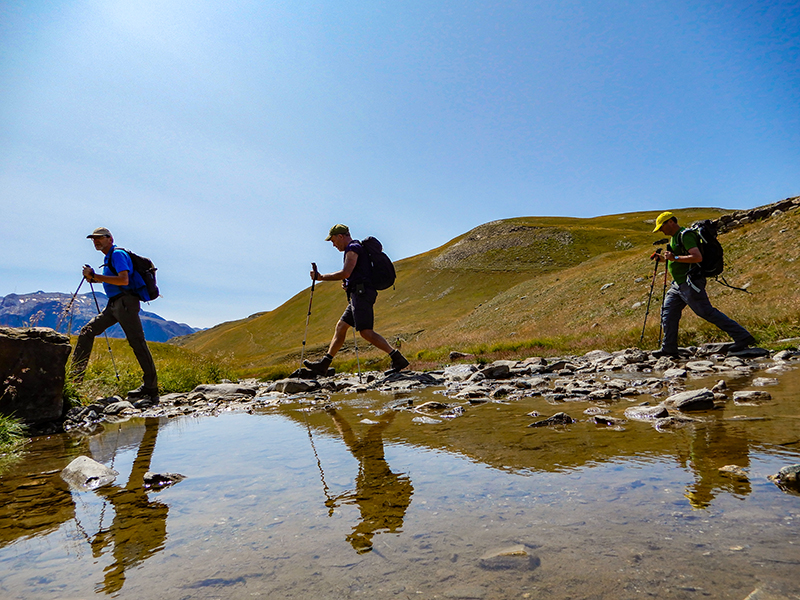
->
[325,224,349,240]
[652,211,674,233]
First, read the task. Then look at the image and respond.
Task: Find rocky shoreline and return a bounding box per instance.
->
[57,343,798,475]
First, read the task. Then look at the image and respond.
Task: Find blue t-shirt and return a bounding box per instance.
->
[102,246,146,299]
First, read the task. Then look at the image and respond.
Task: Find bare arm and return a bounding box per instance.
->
[311,251,358,281]
[664,246,702,264]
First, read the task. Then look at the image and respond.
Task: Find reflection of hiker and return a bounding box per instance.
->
[304,224,409,375]
[71,228,158,401]
[91,418,168,594]
[651,213,755,358]
[325,408,413,553]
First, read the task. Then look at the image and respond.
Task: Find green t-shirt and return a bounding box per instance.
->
[669,228,699,285]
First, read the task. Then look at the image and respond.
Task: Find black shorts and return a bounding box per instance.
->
[340,287,377,331]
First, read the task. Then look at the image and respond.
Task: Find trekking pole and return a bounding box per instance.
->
[350,300,362,384]
[56,277,85,334]
[301,263,318,364]
[639,249,661,345]
[658,253,670,346]
[89,281,120,381]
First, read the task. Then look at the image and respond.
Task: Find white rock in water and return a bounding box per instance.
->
[61,456,118,490]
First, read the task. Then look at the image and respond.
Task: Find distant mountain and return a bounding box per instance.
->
[0,291,201,342]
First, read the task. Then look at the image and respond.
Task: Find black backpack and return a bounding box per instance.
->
[361,237,396,291]
[105,248,160,301]
[680,220,724,277]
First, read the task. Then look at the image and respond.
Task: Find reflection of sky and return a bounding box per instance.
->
[1,390,799,598]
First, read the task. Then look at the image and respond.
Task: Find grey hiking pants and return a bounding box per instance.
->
[72,294,158,389]
[660,277,751,352]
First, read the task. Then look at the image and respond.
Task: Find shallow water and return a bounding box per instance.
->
[1,365,799,599]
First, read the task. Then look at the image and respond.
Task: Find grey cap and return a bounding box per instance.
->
[87,227,112,238]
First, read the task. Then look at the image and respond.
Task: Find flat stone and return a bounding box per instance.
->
[443,586,487,599]
[733,390,772,404]
[686,361,715,373]
[528,412,574,427]
[624,405,669,421]
[443,364,477,381]
[478,544,540,571]
[752,377,779,386]
[663,388,715,411]
[267,379,320,394]
[663,368,687,378]
[104,400,135,415]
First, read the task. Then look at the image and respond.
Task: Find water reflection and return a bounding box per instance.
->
[682,420,752,509]
[322,408,413,553]
[89,418,167,594]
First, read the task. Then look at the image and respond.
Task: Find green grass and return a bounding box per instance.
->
[176,202,800,373]
[68,337,240,402]
[0,413,27,453]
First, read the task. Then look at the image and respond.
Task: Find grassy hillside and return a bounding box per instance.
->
[176,202,800,376]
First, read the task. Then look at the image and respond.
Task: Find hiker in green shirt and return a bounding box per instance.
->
[651,212,755,357]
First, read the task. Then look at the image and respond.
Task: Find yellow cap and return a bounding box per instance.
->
[652,211,674,233]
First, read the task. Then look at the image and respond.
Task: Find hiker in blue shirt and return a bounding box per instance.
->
[304,224,409,376]
[651,212,755,358]
[71,227,159,402]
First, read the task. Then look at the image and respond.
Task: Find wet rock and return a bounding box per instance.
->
[490,385,515,398]
[478,544,540,571]
[733,390,772,404]
[624,405,669,421]
[267,379,320,394]
[528,412,574,427]
[752,377,779,386]
[653,356,676,371]
[653,415,696,431]
[466,370,486,383]
[192,383,259,399]
[61,456,118,490]
[143,471,185,488]
[663,388,715,411]
[443,364,477,381]
[767,464,800,496]
[719,465,749,481]
[454,385,491,399]
[663,368,687,378]
[482,361,513,379]
[584,349,612,362]
[588,388,617,400]
[584,406,611,416]
[412,415,441,425]
[773,349,799,361]
[686,360,715,373]
[711,380,728,393]
[416,401,449,411]
[593,415,625,426]
[104,400,136,415]
[449,351,476,361]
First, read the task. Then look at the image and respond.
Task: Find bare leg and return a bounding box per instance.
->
[359,329,394,354]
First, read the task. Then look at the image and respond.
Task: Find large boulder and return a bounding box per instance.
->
[0,326,72,424]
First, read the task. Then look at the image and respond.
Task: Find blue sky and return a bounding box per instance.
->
[1,0,798,328]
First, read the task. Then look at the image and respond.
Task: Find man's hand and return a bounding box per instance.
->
[82,265,95,281]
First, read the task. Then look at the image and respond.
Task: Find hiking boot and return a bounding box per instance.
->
[651,348,681,359]
[728,335,757,353]
[303,354,333,376]
[387,350,410,372]
[127,385,159,402]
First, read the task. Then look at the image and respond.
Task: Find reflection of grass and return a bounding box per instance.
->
[67,337,239,403]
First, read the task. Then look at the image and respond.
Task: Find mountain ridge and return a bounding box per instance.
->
[0,291,201,343]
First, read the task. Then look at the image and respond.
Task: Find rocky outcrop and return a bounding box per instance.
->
[713,196,800,234]
[0,326,72,424]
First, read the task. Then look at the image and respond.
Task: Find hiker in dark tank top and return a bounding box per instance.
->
[304,223,409,375]
[650,212,755,358]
